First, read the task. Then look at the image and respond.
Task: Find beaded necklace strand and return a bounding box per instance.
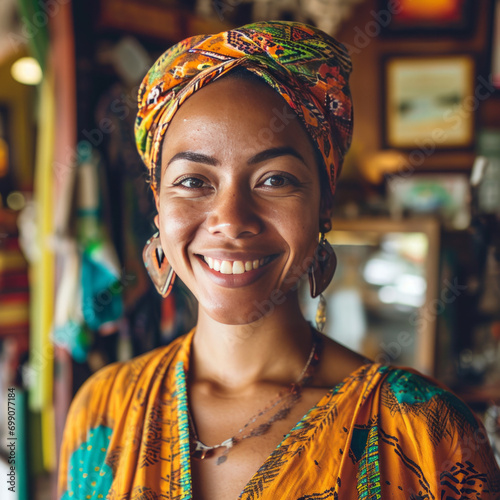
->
[188,328,322,465]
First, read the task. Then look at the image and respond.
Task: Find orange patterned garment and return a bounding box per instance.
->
[58,329,500,499]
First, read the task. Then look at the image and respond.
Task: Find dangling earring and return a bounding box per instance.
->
[315,294,327,333]
[308,229,337,333]
[142,232,176,297]
[308,232,337,299]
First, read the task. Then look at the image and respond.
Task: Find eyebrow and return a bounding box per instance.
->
[167,151,219,167]
[248,146,306,165]
[166,146,306,167]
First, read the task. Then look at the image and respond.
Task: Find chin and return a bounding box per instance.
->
[199,296,278,326]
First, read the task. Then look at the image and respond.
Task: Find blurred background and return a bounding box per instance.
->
[0,0,500,498]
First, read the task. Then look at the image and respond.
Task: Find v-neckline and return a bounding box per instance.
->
[173,330,377,499]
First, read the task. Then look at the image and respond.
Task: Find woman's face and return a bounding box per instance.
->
[155,75,327,325]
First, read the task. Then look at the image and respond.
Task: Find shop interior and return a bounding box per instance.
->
[0,0,500,498]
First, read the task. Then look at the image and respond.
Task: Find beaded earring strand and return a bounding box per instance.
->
[188,327,322,465]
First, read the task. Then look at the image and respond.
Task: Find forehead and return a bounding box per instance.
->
[172,74,286,117]
[160,76,317,162]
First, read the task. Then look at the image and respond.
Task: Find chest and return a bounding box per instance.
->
[188,387,329,500]
[190,433,282,500]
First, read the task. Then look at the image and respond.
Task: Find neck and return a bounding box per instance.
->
[190,294,313,393]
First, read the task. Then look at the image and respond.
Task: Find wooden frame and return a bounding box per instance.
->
[324,217,440,376]
[383,54,475,150]
[378,0,476,36]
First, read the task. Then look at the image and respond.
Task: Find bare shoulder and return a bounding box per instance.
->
[315,332,372,387]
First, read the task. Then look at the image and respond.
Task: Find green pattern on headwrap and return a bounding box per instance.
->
[135,21,353,196]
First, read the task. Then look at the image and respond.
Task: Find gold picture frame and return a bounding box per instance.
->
[383,55,475,150]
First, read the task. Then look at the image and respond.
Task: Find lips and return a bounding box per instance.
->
[201,255,274,275]
[194,253,279,287]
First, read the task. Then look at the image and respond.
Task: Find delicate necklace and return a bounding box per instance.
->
[188,328,322,465]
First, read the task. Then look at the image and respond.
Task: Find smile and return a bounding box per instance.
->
[200,255,275,275]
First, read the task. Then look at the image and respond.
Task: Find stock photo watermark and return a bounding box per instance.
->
[9,0,71,50]
[6,387,17,494]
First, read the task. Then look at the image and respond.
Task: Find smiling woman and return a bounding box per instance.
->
[156,75,321,326]
[58,21,500,500]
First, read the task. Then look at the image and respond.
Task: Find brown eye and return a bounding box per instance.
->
[177,177,206,189]
[262,175,293,187]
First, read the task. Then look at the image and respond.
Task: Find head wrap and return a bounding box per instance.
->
[135,20,353,196]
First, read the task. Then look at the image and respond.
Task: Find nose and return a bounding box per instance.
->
[207,186,262,239]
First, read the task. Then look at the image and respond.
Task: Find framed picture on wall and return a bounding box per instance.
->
[386,172,471,229]
[383,54,475,150]
[379,0,475,36]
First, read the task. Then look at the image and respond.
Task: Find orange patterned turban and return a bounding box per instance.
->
[135,20,353,196]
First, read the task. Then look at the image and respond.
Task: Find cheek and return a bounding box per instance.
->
[284,198,319,235]
[269,200,319,264]
[157,200,202,266]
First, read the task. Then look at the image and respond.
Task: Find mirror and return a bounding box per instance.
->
[301,217,440,375]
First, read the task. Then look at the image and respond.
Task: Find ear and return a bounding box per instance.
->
[319,193,333,232]
[153,191,160,230]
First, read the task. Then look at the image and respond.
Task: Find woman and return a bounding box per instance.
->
[58,21,500,499]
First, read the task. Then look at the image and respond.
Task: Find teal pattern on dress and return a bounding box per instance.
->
[385,369,478,429]
[386,370,444,405]
[356,426,381,500]
[176,360,193,499]
[61,425,113,499]
[350,427,370,463]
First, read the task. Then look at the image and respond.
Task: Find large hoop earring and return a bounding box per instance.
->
[142,232,176,297]
[308,233,337,299]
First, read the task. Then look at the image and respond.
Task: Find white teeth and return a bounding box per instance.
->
[232,261,245,274]
[220,260,232,274]
[202,256,274,274]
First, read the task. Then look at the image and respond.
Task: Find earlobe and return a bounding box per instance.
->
[154,214,160,229]
[152,182,162,211]
[319,195,333,231]
[319,209,332,233]
[320,218,332,233]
